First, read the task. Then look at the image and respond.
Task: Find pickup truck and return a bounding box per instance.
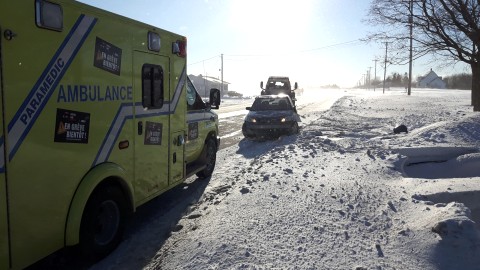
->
[260,76,298,105]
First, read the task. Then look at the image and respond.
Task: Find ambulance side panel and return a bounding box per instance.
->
[0,1,186,268]
[0,48,8,268]
[0,2,9,263]
[0,2,9,268]
[0,3,129,268]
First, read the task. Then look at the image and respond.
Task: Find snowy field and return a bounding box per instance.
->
[94,88,480,270]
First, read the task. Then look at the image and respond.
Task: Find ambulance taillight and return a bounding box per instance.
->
[173,38,186,57]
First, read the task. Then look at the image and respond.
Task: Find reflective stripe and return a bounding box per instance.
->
[0,15,97,172]
[187,112,216,123]
[92,68,186,166]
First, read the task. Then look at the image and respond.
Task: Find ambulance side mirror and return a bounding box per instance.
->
[209,88,221,109]
[294,82,298,90]
[260,81,264,90]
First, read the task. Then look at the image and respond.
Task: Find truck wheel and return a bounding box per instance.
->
[291,122,299,135]
[196,138,217,178]
[242,123,253,139]
[79,185,127,261]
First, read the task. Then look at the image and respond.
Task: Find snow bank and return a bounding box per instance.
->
[93,88,480,270]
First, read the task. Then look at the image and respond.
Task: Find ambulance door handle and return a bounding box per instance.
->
[173,135,184,146]
[177,134,185,146]
[138,121,143,135]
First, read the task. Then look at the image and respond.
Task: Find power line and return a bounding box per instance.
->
[224,39,363,58]
[299,39,361,53]
[188,55,220,66]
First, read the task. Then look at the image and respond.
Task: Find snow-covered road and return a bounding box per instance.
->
[217,89,344,150]
[92,88,480,270]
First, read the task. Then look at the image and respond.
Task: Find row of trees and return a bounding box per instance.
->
[366,0,480,110]
[386,72,410,87]
[361,72,472,89]
[443,73,472,90]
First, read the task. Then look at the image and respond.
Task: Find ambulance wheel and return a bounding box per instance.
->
[79,185,127,261]
[196,138,217,178]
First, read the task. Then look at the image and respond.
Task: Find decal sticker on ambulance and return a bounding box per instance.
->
[188,122,199,140]
[54,109,90,144]
[144,121,162,145]
[94,37,122,75]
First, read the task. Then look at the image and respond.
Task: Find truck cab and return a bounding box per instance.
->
[260,76,298,105]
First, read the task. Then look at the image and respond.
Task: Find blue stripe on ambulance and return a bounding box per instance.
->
[187,111,212,123]
[0,15,97,173]
[92,68,186,167]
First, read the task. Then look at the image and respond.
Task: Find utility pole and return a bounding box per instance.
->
[221,54,224,95]
[407,0,413,96]
[383,42,388,94]
[473,42,476,105]
[368,67,372,90]
[373,59,378,91]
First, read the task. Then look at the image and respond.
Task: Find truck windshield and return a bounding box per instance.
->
[251,98,291,111]
[266,81,288,90]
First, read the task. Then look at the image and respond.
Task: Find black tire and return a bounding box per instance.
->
[291,122,299,135]
[79,185,127,261]
[242,123,254,139]
[196,138,217,178]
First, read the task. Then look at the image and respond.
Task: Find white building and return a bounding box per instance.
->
[188,74,229,98]
[417,69,447,89]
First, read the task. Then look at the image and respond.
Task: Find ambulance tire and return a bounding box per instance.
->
[79,185,127,261]
[196,138,217,178]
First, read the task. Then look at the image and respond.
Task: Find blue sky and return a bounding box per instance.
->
[77,0,468,94]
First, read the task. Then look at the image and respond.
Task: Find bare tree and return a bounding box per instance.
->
[365,0,480,111]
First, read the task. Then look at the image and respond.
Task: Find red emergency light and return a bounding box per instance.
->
[173,38,187,57]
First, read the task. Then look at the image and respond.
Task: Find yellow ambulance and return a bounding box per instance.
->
[0,1,221,268]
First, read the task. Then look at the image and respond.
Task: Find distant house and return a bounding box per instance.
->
[417,69,447,89]
[188,74,229,98]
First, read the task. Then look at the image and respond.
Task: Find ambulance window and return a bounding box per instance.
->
[148,32,161,52]
[186,77,206,111]
[142,64,164,109]
[35,0,63,31]
[186,78,196,106]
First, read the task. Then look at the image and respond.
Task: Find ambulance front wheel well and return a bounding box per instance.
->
[195,131,219,179]
[89,177,135,217]
[65,163,135,247]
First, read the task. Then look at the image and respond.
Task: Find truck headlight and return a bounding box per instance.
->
[281,116,294,122]
[245,116,256,123]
